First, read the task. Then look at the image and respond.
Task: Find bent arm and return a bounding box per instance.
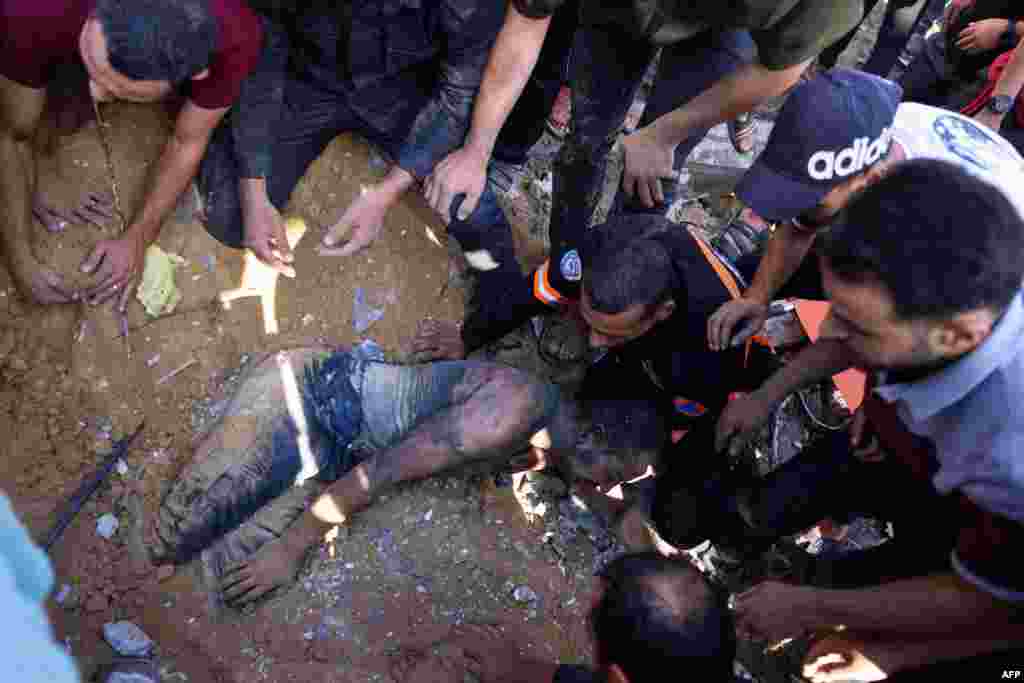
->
[393,2,502,180]
[462,4,552,160]
[127,101,228,246]
[754,338,858,406]
[0,75,45,267]
[745,221,819,305]
[813,573,1024,644]
[646,61,807,150]
[992,37,1024,100]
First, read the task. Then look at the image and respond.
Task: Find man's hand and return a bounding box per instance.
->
[243,200,296,278]
[424,146,489,224]
[80,231,145,312]
[8,254,77,304]
[707,298,769,351]
[621,125,678,208]
[956,19,1008,54]
[714,391,776,457]
[318,188,390,257]
[733,580,820,644]
[803,636,892,682]
[849,404,885,463]
[974,108,1006,132]
[944,0,974,30]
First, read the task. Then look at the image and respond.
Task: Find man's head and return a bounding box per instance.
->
[511,0,566,19]
[591,554,735,683]
[579,217,680,350]
[818,159,1024,371]
[80,0,217,102]
[736,68,903,226]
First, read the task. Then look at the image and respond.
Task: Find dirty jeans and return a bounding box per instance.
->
[159,351,506,566]
[459,27,756,352]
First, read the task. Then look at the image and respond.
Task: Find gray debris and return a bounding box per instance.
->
[106,673,158,683]
[54,584,72,605]
[96,513,119,539]
[102,621,155,657]
[511,585,538,604]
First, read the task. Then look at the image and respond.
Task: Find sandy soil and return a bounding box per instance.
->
[0,9,905,680]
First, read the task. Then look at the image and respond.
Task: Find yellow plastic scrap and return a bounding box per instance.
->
[136,244,186,317]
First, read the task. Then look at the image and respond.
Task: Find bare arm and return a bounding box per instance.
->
[464,4,551,160]
[0,75,75,304]
[624,60,807,207]
[423,4,552,221]
[739,573,1024,673]
[745,222,817,304]
[707,221,818,350]
[129,101,228,247]
[647,61,807,151]
[715,338,857,455]
[976,37,1024,130]
[81,101,227,307]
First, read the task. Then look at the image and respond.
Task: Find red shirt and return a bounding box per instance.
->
[0,0,262,109]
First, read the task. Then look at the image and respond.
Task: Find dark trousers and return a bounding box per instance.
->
[461,26,756,351]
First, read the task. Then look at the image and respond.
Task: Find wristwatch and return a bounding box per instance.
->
[987,95,1015,115]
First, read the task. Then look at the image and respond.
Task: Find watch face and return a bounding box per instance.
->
[989,95,1014,114]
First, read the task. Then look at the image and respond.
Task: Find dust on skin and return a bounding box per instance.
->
[1,95,599,682]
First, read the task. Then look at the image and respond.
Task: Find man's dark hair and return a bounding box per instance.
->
[512,0,566,19]
[581,215,683,315]
[94,0,217,85]
[820,158,1024,320]
[593,553,735,682]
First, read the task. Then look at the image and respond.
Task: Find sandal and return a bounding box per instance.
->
[727,112,756,155]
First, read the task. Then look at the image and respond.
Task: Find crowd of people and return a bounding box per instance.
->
[2,1,1024,681]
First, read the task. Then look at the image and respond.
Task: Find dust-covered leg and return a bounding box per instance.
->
[220,362,562,606]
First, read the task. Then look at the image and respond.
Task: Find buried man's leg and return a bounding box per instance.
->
[219,360,566,606]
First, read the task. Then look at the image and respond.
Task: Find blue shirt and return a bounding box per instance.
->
[0,494,79,681]
[875,293,1024,601]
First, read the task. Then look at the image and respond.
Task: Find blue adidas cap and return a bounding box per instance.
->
[736,68,903,222]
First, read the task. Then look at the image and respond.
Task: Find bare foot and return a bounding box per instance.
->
[219,528,316,607]
[411,318,466,361]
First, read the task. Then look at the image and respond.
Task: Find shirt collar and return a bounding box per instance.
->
[874,293,1024,421]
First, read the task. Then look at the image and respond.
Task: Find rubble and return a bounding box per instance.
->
[103,621,155,657]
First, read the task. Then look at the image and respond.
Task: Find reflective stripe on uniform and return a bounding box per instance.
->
[533,260,568,306]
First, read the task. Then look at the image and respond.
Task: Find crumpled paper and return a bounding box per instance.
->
[136,245,186,317]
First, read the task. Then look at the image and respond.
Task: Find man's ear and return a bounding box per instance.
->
[190,68,211,81]
[929,309,995,358]
[607,663,631,683]
[654,298,675,322]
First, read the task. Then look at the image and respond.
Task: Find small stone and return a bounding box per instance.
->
[8,357,27,372]
[54,584,72,605]
[85,594,109,613]
[107,671,159,683]
[103,621,155,657]
[512,585,538,604]
[96,513,119,539]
